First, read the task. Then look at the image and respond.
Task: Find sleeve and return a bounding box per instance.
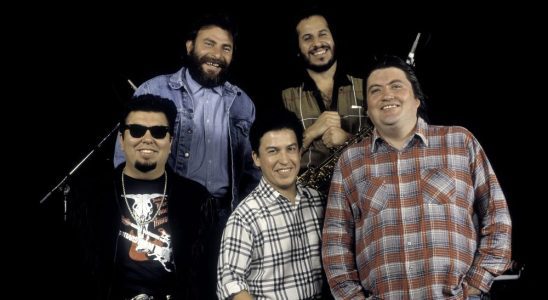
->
[322,159,367,300]
[237,101,261,205]
[217,211,254,299]
[281,88,296,113]
[113,134,125,167]
[465,133,512,292]
[239,151,261,203]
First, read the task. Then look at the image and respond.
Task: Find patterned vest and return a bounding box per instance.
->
[282,75,368,171]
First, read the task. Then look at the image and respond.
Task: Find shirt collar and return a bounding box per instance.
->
[371,117,429,152]
[256,178,280,204]
[414,117,429,146]
[257,177,302,206]
[185,69,224,96]
[301,65,351,91]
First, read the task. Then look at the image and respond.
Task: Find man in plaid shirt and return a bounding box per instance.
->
[217,109,326,299]
[322,55,512,300]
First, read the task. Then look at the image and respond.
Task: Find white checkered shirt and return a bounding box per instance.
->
[217,178,325,299]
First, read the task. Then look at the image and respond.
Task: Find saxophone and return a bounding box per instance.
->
[297,126,373,193]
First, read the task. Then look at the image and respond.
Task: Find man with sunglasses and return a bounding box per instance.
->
[113,14,260,298]
[70,94,211,299]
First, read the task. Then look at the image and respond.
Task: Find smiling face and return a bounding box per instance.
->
[120,111,172,179]
[186,25,233,88]
[296,15,336,72]
[252,129,300,199]
[366,67,420,133]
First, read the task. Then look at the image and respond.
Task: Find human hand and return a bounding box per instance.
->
[233,290,253,300]
[322,127,350,148]
[467,286,482,296]
[303,112,341,148]
[308,111,341,136]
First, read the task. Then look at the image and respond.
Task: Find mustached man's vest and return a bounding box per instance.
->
[282,74,368,172]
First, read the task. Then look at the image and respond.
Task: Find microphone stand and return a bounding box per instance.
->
[402,34,525,285]
[39,123,120,207]
[40,79,138,222]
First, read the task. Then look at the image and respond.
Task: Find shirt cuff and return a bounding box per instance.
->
[466,265,495,292]
[333,280,368,300]
[223,281,249,299]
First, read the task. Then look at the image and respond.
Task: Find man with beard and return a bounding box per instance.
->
[70,94,211,299]
[282,8,368,193]
[113,13,260,299]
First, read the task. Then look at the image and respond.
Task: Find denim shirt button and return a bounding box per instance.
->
[184,152,190,158]
[187,129,192,134]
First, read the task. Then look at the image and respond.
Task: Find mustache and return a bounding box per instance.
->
[309,44,331,53]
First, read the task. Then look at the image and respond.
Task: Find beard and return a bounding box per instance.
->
[187,49,230,88]
[135,161,157,173]
[301,45,337,73]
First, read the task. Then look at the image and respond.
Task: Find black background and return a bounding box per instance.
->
[38,1,541,297]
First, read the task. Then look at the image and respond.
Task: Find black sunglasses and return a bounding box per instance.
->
[123,124,170,139]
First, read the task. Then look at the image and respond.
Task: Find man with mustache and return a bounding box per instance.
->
[70,95,211,299]
[282,7,368,193]
[113,13,260,300]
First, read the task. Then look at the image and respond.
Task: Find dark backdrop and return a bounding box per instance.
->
[38,1,540,298]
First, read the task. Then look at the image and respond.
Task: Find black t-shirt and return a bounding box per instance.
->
[116,173,175,296]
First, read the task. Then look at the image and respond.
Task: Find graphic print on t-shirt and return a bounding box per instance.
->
[119,192,172,272]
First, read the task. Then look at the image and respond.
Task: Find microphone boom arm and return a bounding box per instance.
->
[39,123,120,204]
[40,79,138,205]
[406,32,422,66]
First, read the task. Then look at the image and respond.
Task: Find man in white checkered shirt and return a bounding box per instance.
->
[217,109,326,299]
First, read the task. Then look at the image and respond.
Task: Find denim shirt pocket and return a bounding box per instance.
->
[233,119,251,137]
[420,168,456,205]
